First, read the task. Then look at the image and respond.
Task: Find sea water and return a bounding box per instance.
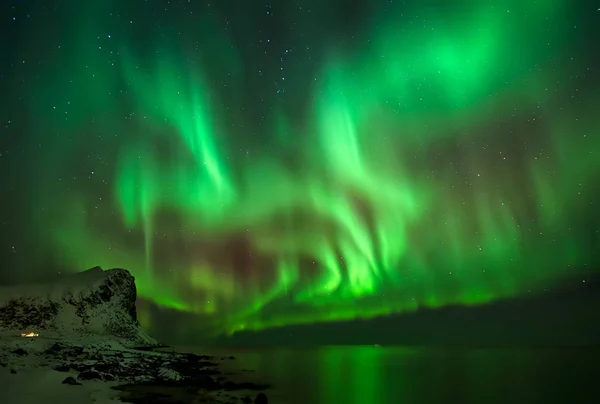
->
[176,345,598,404]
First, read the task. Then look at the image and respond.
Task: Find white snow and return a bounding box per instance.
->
[0,367,122,404]
[0,335,123,403]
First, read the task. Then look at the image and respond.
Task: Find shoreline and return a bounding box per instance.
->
[0,334,271,404]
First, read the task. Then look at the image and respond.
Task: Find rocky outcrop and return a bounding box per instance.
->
[0,266,155,345]
[0,266,271,403]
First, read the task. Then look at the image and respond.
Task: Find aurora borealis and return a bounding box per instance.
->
[1,0,599,338]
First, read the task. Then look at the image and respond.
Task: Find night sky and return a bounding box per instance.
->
[1,0,599,343]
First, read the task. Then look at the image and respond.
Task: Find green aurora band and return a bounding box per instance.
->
[30,0,599,336]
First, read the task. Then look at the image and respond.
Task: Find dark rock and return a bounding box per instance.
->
[255,392,268,404]
[71,346,85,355]
[10,369,17,374]
[178,352,215,362]
[130,344,169,351]
[55,345,84,357]
[0,298,60,330]
[102,373,116,381]
[52,364,71,372]
[11,348,27,356]
[92,363,114,373]
[62,376,82,385]
[166,354,221,382]
[45,343,63,354]
[78,370,104,381]
[229,356,235,360]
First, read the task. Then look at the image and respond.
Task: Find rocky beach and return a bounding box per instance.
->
[0,267,270,404]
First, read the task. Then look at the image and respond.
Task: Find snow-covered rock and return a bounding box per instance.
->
[0,267,271,403]
[157,367,183,381]
[0,266,156,345]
